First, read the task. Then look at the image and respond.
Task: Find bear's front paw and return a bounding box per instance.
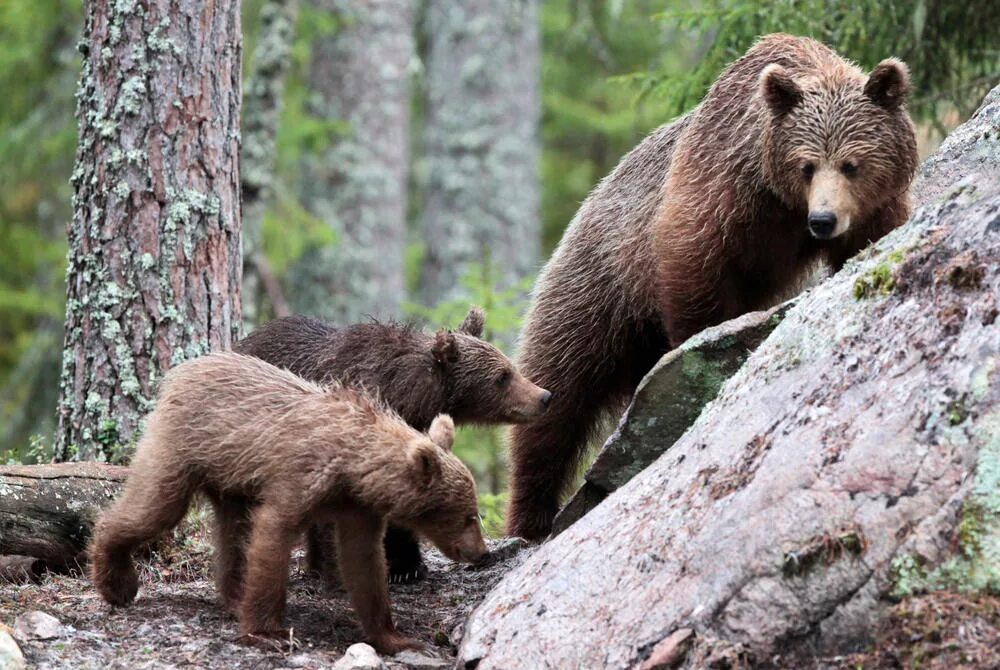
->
[506,503,555,541]
[238,628,295,651]
[94,562,139,606]
[388,558,428,585]
[371,631,424,655]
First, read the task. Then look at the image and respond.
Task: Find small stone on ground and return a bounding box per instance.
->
[12,611,66,642]
[332,642,384,670]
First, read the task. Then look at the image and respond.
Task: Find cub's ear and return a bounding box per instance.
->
[865,58,910,111]
[410,441,442,488]
[432,330,460,367]
[428,414,455,452]
[458,307,486,338]
[760,64,802,116]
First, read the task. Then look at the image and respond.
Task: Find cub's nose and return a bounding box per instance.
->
[539,390,552,411]
[808,211,837,239]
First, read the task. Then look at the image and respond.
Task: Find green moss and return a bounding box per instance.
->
[853,263,897,299]
[948,399,969,426]
[886,248,908,264]
[891,411,1000,597]
[890,554,929,599]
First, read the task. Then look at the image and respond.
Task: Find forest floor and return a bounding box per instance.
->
[0,509,534,669]
[3,509,997,669]
[814,592,1000,670]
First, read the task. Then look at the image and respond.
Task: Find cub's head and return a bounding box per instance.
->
[398,414,487,564]
[432,307,551,424]
[760,58,917,240]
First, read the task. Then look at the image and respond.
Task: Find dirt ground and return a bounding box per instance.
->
[4,513,996,669]
[0,514,533,669]
[816,592,1000,670]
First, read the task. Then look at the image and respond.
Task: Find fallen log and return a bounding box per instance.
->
[0,463,128,571]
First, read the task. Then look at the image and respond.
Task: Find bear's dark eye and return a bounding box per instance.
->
[496,370,511,387]
[840,161,858,177]
[801,162,815,181]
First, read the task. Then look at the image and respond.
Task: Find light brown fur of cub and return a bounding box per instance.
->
[89,352,485,654]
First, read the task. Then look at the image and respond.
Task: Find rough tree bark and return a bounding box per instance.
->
[0,463,127,569]
[58,0,243,460]
[459,88,1000,668]
[288,0,413,323]
[241,0,297,327]
[417,0,541,308]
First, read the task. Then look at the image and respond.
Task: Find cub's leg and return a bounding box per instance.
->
[384,525,425,583]
[90,464,195,606]
[306,521,342,588]
[208,492,254,613]
[334,509,421,654]
[238,503,298,638]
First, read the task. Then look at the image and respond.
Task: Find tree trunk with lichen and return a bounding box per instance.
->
[459,88,1000,669]
[417,0,540,308]
[242,0,297,327]
[57,0,243,461]
[287,0,412,323]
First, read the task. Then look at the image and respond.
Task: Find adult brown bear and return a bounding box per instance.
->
[507,34,918,539]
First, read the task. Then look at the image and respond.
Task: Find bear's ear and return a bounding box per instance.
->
[428,414,455,452]
[458,307,486,338]
[760,64,802,116]
[432,330,460,367]
[410,441,442,487]
[865,58,910,111]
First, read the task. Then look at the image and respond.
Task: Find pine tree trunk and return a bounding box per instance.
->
[417,0,541,308]
[58,0,243,461]
[288,0,413,323]
[242,0,298,327]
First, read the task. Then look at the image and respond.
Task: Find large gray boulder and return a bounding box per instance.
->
[552,301,795,535]
[459,88,1000,668]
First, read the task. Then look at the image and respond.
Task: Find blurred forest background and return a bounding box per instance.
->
[1,0,997,528]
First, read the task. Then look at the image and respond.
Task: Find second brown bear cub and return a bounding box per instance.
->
[235,307,550,581]
[90,352,486,653]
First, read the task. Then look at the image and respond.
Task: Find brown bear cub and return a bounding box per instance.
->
[234,307,550,581]
[89,352,486,654]
[507,34,919,539]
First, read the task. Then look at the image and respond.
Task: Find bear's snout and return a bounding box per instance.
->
[504,374,553,422]
[808,211,838,239]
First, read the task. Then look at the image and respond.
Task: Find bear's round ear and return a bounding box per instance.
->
[458,307,486,338]
[864,58,910,111]
[760,64,802,116]
[428,414,455,452]
[432,330,460,367]
[410,441,442,488]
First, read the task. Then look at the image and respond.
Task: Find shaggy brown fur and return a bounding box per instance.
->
[507,34,918,539]
[89,353,486,654]
[234,307,549,580]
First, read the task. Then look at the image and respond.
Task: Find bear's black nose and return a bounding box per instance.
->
[539,390,552,410]
[808,211,837,239]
